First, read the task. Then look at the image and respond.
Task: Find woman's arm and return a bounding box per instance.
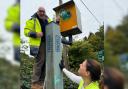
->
[63,68,82,84]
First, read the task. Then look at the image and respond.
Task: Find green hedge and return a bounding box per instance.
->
[0,59,20,89]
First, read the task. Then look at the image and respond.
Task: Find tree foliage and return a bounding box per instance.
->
[0,59,20,89]
[105,15,128,68]
[68,25,104,71]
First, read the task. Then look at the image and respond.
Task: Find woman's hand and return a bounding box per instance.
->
[59,60,65,70]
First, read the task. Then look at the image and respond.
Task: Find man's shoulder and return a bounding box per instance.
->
[25,18,35,25]
[27,13,37,20]
[26,17,36,22]
[29,17,35,20]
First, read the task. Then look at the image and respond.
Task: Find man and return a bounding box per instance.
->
[24,7,51,89]
[5,0,20,62]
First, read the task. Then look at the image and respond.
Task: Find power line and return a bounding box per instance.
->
[80,0,102,25]
[111,0,125,15]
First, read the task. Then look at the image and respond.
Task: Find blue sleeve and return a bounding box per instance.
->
[28,32,37,38]
[12,24,20,34]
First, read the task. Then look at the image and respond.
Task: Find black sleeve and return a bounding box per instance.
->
[11,24,20,34]
[28,32,37,38]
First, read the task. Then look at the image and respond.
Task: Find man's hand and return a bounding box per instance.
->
[59,60,65,70]
[56,15,60,24]
[36,32,43,38]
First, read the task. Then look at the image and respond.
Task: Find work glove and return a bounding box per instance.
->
[59,60,65,70]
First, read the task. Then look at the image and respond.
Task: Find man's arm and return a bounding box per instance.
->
[24,19,34,37]
[24,19,43,38]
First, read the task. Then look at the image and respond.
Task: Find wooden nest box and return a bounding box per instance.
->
[53,0,82,37]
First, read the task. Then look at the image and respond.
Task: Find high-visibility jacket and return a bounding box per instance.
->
[24,16,51,47]
[5,3,20,47]
[78,80,99,89]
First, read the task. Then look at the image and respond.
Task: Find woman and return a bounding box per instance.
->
[59,59,102,89]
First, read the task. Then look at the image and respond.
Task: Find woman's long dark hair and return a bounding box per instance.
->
[86,59,103,89]
[104,67,124,89]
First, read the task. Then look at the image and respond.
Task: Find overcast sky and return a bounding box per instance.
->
[0,0,128,40]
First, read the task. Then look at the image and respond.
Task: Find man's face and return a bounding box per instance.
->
[37,7,46,19]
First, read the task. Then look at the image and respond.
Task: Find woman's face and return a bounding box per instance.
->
[78,60,90,77]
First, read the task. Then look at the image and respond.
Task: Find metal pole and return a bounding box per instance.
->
[59,0,63,5]
[45,22,63,89]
